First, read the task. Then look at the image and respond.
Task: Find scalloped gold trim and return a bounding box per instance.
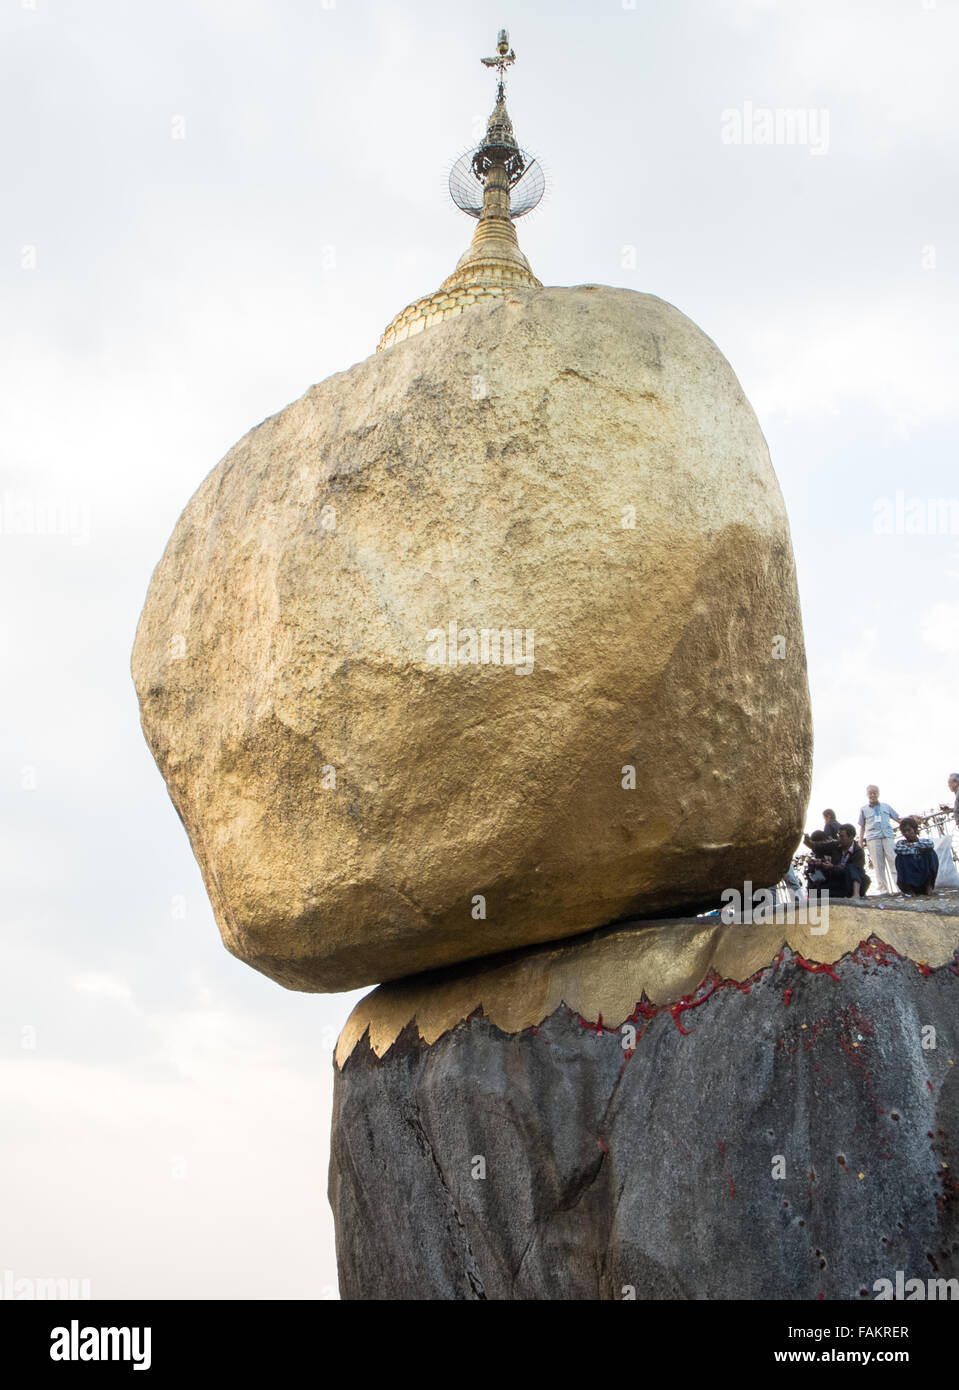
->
[335,900,959,1068]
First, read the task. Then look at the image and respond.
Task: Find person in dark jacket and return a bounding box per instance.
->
[811,824,870,898]
[895,817,938,896]
[804,830,837,908]
[805,830,838,896]
[804,808,842,851]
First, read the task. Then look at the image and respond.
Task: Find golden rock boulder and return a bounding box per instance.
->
[132,284,812,991]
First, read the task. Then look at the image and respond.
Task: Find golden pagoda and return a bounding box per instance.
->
[378,29,543,351]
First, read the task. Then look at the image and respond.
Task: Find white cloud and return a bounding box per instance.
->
[0,1057,339,1299]
[719,0,959,139]
[71,972,134,1005]
[807,624,959,836]
[921,602,959,656]
[745,294,959,428]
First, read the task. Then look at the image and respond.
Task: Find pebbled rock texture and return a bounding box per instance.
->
[330,935,959,1299]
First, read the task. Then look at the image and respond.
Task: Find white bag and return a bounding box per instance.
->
[934,837,959,889]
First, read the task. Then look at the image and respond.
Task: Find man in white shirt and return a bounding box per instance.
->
[943,773,959,824]
[858,785,900,894]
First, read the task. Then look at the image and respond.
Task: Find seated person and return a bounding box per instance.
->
[805,830,840,897]
[894,817,938,896]
[809,825,870,898]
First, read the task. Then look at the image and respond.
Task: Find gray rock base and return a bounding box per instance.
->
[330,941,959,1299]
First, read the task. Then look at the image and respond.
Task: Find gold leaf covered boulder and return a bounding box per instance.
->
[132,281,812,991]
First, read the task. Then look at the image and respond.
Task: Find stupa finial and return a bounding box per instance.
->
[480,27,516,79]
[377,28,544,352]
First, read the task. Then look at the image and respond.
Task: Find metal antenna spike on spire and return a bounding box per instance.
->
[449,27,545,221]
[480,28,516,81]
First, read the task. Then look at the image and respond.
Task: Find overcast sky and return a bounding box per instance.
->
[2,0,957,1299]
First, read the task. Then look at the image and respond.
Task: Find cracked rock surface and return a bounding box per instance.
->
[329,942,959,1299]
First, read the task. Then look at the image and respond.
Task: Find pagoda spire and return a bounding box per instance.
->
[378,29,543,352]
[445,37,538,291]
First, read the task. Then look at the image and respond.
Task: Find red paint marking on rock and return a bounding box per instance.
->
[795,953,840,981]
[670,981,724,1034]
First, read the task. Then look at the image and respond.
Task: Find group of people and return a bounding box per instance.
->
[801,775,959,900]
